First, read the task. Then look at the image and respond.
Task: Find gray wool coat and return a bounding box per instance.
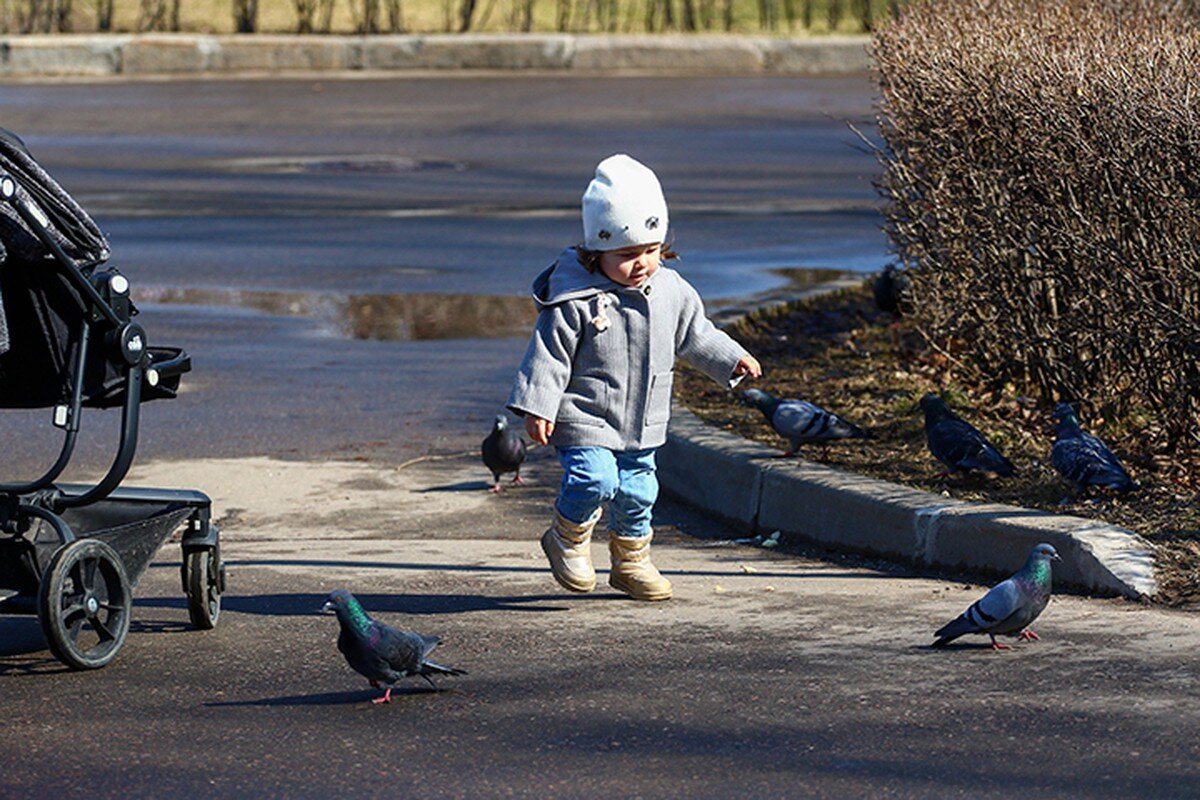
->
[507,247,749,451]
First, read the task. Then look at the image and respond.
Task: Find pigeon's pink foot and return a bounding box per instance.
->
[488,483,502,494]
[511,474,525,486]
[990,641,1012,651]
[1018,630,1040,642]
[372,688,393,704]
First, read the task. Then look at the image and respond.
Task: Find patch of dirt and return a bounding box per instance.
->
[675,281,1200,607]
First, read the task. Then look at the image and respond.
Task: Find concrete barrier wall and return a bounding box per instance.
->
[660,406,1158,599]
[0,33,870,78]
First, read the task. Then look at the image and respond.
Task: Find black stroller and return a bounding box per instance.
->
[0,129,223,669]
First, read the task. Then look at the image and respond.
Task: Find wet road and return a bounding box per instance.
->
[0,74,884,473]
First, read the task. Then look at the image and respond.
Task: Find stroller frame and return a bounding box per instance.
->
[0,170,224,670]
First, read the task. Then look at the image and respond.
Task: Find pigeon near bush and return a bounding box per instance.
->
[1051,402,1135,496]
[740,388,869,456]
[482,414,526,493]
[919,393,1016,477]
[933,543,1061,650]
[873,264,911,316]
[323,589,466,704]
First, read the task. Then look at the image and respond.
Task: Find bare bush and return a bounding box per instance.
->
[872,0,1200,453]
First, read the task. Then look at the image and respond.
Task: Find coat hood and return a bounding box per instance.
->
[531,247,619,309]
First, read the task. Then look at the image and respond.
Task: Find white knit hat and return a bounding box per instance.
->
[582,154,669,251]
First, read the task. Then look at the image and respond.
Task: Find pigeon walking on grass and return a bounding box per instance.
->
[933,543,1061,650]
[482,414,526,493]
[919,393,1016,477]
[740,388,869,456]
[323,589,467,704]
[1051,402,1136,497]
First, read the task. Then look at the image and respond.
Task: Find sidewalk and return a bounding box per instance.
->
[0,32,871,78]
[4,451,1195,797]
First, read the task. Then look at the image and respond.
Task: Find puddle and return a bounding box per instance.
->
[213,155,467,175]
[135,286,536,341]
[134,267,851,342]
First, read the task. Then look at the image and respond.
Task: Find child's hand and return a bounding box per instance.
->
[525,415,554,446]
[733,354,762,381]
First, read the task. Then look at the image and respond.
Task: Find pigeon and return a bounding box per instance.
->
[873,264,911,316]
[740,388,869,456]
[323,589,467,704]
[933,543,1061,650]
[481,414,526,493]
[1051,402,1136,496]
[919,393,1016,477]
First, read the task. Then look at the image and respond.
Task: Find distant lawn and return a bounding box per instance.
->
[15,0,886,35]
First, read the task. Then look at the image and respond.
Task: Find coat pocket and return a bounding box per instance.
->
[644,370,674,426]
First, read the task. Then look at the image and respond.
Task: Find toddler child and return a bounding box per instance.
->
[507,154,762,601]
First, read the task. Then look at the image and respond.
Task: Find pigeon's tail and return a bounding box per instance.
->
[422,659,468,677]
[932,615,976,647]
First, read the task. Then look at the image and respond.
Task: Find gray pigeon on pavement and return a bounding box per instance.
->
[1051,402,1135,496]
[932,543,1061,650]
[481,414,526,493]
[741,388,869,456]
[323,589,466,704]
[919,393,1016,477]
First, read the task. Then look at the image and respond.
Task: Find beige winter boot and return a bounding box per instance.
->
[540,509,601,593]
[608,530,673,601]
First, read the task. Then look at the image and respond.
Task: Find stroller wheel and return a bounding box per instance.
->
[185,548,221,630]
[38,539,132,670]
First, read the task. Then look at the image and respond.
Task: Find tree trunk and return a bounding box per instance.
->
[457,0,476,31]
[233,0,257,32]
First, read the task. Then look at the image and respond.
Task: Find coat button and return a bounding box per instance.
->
[643,285,652,296]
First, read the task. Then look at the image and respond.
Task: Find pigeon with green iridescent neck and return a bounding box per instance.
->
[323,589,466,704]
[1051,402,1136,496]
[740,388,869,456]
[932,543,1061,650]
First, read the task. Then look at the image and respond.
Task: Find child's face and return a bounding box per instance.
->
[599,243,662,288]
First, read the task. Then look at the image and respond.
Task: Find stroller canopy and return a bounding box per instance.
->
[0,130,145,408]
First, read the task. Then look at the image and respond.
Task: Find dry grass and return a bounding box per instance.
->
[675,280,1200,607]
[11,0,887,35]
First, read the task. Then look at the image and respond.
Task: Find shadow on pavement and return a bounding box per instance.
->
[135,591,611,617]
[420,481,494,493]
[202,686,441,708]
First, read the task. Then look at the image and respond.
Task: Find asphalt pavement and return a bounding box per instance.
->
[0,75,1197,798]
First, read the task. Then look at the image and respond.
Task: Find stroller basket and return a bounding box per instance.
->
[0,130,223,670]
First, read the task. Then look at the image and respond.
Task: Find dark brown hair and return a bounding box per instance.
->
[575,241,679,274]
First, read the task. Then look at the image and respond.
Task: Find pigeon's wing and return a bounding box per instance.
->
[371,622,427,676]
[774,401,865,444]
[931,419,1012,474]
[1079,432,1133,490]
[772,401,821,442]
[934,578,1023,644]
[1053,434,1132,490]
[500,429,527,467]
[481,431,504,475]
[419,634,441,659]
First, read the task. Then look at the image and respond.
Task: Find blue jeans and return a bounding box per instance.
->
[555,446,658,538]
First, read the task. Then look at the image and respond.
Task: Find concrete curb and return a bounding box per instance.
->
[660,279,1159,600]
[660,408,1158,599]
[0,33,870,78]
